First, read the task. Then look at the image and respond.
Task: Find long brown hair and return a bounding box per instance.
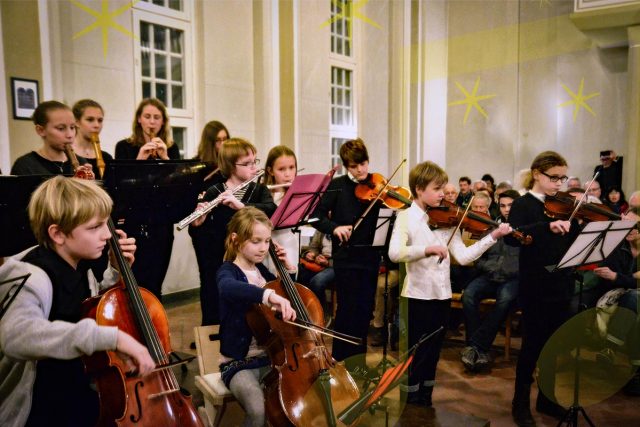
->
[524,151,568,190]
[128,98,173,147]
[264,145,297,186]
[196,120,230,164]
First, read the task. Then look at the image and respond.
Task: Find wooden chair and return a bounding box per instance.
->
[193,325,237,427]
[450,292,521,361]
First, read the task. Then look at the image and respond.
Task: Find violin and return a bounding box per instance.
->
[355,173,412,209]
[544,191,621,222]
[245,243,361,426]
[427,200,533,245]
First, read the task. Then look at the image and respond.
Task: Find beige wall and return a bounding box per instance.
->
[2,0,42,166]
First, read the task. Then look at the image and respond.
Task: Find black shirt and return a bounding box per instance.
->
[114,139,181,160]
[11,151,89,176]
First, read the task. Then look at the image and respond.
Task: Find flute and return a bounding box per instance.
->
[266,182,292,190]
[176,169,265,231]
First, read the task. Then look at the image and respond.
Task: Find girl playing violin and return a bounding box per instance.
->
[216,207,296,427]
[263,145,300,277]
[506,151,580,425]
[388,161,511,407]
[191,138,276,326]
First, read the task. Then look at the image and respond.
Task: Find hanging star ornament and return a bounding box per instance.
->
[321,0,382,40]
[559,78,599,122]
[448,77,496,125]
[71,0,138,59]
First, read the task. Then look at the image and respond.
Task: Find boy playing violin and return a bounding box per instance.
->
[0,176,154,427]
[311,138,381,371]
[388,161,511,407]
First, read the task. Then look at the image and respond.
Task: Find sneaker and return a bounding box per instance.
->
[475,350,491,371]
[596,347,615,365]
[461,346,478,370]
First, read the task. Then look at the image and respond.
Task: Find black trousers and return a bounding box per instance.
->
[332,266,378,368]
[515,299,571,391]
[404,298,450,390]
[123,223,174,301]
[191,233,222,326]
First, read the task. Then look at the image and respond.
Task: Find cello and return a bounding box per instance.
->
[69,144,203,426]
[246,242,361,427]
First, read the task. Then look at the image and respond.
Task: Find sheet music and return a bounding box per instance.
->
[270,173,333,229]
[372,208,395,247]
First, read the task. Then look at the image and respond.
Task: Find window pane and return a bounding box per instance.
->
[141,50,151,77]
[152,0,164,6]
[172,127,185,152]
[153,26,166,51]
[155,54,167,79]
[156,83,167,105]
[172,85,183,108]
[345,90,351,108]
[143,81,151,99]
[141,22,150,45]
[170,29,183,54]
[169,0,182,11]
[171,57,182,82]
[336,109,343,125]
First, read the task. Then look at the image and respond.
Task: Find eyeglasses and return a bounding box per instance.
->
[235,159,260,168]
[540,171,568,183]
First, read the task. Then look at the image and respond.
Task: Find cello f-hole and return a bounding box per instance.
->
[288,342,301,371]
[131,380,144,423]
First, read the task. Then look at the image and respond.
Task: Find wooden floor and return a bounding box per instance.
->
[165,296,639,426]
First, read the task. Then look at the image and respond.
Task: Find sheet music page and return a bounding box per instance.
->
[270,173,331,229]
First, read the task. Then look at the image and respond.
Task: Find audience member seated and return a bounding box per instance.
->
[297,229,334,320]
[461,189,521,372]
[370,262,399,348]
[472,180,488,194]
[594,150,623,194]
[603,185,628,215]
[629,191,640,210]
[456,176,473,208]
[443,183,458,204]
[481,173,495,193]
[583,179,602,203]
[566,176,581,190]
[594,207,639,395]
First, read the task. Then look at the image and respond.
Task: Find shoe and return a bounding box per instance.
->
[535,392,565,419]
[596,347,615,365]
[475,350,491,371]
[402,385,433,407]
[623,370,640,396]
[461,346,478,371]
[369,327,385,347]
[512,382,536,427]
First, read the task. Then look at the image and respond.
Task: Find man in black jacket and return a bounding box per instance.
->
[461,190,521,371]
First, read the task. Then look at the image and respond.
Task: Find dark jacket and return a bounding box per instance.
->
[217,261,275,360]
[114,138,181,160]
[475,238,520,283]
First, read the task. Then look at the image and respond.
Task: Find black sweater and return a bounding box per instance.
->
[114,139,181,160]
[505,193,580,303]
[311,174,380,270]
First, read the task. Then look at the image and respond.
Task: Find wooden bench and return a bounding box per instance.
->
[450,292,520,361]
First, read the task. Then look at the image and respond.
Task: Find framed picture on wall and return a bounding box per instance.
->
[11,77,39,120]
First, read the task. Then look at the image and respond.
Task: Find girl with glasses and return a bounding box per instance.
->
[191,138,276,326]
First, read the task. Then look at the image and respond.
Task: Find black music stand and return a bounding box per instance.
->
[548,220,635,427]
[0,175,53,256]
[103,160,208,225]
[0,273,31,321]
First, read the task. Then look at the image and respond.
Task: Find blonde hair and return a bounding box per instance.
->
[472,190,492,206]
[217,138,257,177]
[128,98,173,148]
[224,207,272,261]
[28,176,112,249]
[409,161,448,198]
[523,151,568,190]
[264,145,297,186]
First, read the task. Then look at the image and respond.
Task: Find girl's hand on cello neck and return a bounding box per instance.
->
[273,242,296,272]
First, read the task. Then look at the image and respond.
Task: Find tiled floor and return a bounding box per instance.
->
[166,298,639,426]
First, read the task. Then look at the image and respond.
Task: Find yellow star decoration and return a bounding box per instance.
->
[448,77,496,125]
[559,78,599,122]
[71,0,138,59]
[321,0,382,40]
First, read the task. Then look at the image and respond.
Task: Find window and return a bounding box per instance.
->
[134,3,193,157]
[329,1,357,176]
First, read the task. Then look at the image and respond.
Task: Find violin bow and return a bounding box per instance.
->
[568,171,600,222]
[351,159,407,234]
[437,195,475,264]
[279,317,362,346]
